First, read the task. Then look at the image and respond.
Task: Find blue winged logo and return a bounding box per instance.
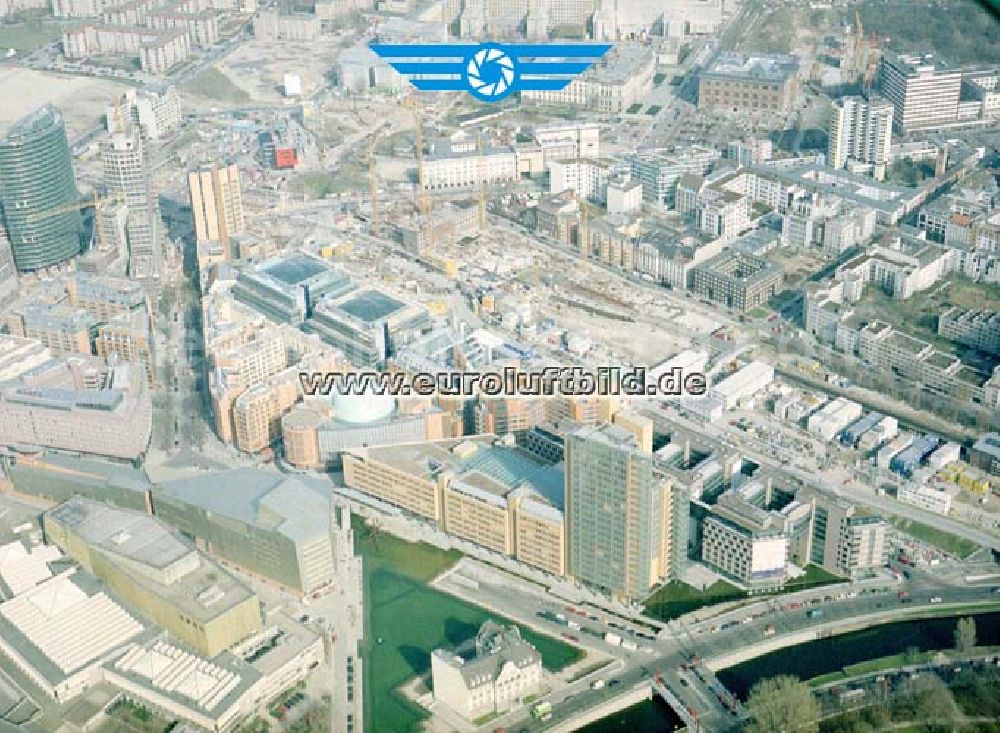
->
[369,43,613,102]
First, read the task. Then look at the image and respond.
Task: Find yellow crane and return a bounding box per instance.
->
[476,135,486,230]
[26,192,125,251]
[402,96,434,253]
[368,134,379,236]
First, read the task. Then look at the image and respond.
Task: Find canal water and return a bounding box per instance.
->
[576,697,684,733]
[717,611,1000,699]
[581,612,1000,731]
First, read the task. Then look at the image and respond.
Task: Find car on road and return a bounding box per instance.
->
[930,597,943,604]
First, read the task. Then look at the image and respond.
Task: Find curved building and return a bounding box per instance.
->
[0,106,82,271]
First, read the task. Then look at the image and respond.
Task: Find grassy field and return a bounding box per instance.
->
[355,520,582,733]
[785,564,847,592]
[887,516,979,558]
[809,651,937,686]
[645,565,844,621]
[0,19,64,50]
[644,579,745,621]
[182,67,250,104]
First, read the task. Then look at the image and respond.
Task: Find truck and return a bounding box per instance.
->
[604,632,622,646]
[590,679,606,690]
[531,702,553,721]
[763,624,776,637]
[807,609,823,619]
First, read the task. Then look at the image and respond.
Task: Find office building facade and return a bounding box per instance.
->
[188,164,245,261]
[565,424,675,600]
[102,131,162,279]
[879,53,962,132]
[0,105,82,271]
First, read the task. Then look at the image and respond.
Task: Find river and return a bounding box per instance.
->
[717,611,1000,699]
[582,611,1000,730]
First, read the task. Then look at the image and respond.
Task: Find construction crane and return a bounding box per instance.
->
[26,192,125,251]
[368,134,379,236]
[402,96,434,253]
[476,135,486,230]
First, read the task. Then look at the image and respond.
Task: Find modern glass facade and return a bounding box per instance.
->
[0,105,82,271]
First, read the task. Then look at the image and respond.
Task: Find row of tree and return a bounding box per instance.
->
[744,617,979,732]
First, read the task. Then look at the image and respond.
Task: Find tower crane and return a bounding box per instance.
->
[402,97,433,252]
[368,134,379,236]
[26,192,126,252]
[476,135,486,230]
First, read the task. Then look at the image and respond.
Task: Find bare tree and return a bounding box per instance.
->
[746,676,820,733]
[955,616,977,654]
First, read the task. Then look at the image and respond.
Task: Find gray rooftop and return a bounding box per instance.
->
[155,469,331,545]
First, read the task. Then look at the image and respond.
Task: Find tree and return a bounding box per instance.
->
[746,675,821,733]
[893,674,957,729]
[954,616,977,654]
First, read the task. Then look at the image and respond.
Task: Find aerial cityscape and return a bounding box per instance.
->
[0,0,997,731]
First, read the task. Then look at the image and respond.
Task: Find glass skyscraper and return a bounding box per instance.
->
[0,105,82,272]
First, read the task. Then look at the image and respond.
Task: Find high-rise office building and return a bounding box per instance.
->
[188,164,245,260]
[0,226,16,300]
[565,423,677,600]
[828,95,893,179]
[879,53,962,133]
[0,105,82,272]
[102,130,162,279]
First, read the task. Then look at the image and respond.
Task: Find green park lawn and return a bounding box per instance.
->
[355,520,582,733]
[644,579,745,621]
[785,564,846,592]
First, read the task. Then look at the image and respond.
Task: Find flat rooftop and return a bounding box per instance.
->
[703,51,799,82]
[337,290,406,322]
[260,253,329,285]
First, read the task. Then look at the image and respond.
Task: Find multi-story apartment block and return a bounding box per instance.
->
[107,85,182,140]
[828,95,894,179]
[627,146,721,206]
[63,25,191,74]
[0,357,152,460]
[7,303,96,358]
[67,273,147,322]
[938,307,1000,356]
[95,310,156,387]
[879,52,963,132]
[690,251,783,312]
[781,197,876,255]
[698,52,799,115]
[676,171,752,240]
[548,158,612,202]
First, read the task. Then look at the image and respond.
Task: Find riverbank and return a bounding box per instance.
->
[717,611,1000,699]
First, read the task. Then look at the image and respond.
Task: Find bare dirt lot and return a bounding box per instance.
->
[0,67,127,136]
